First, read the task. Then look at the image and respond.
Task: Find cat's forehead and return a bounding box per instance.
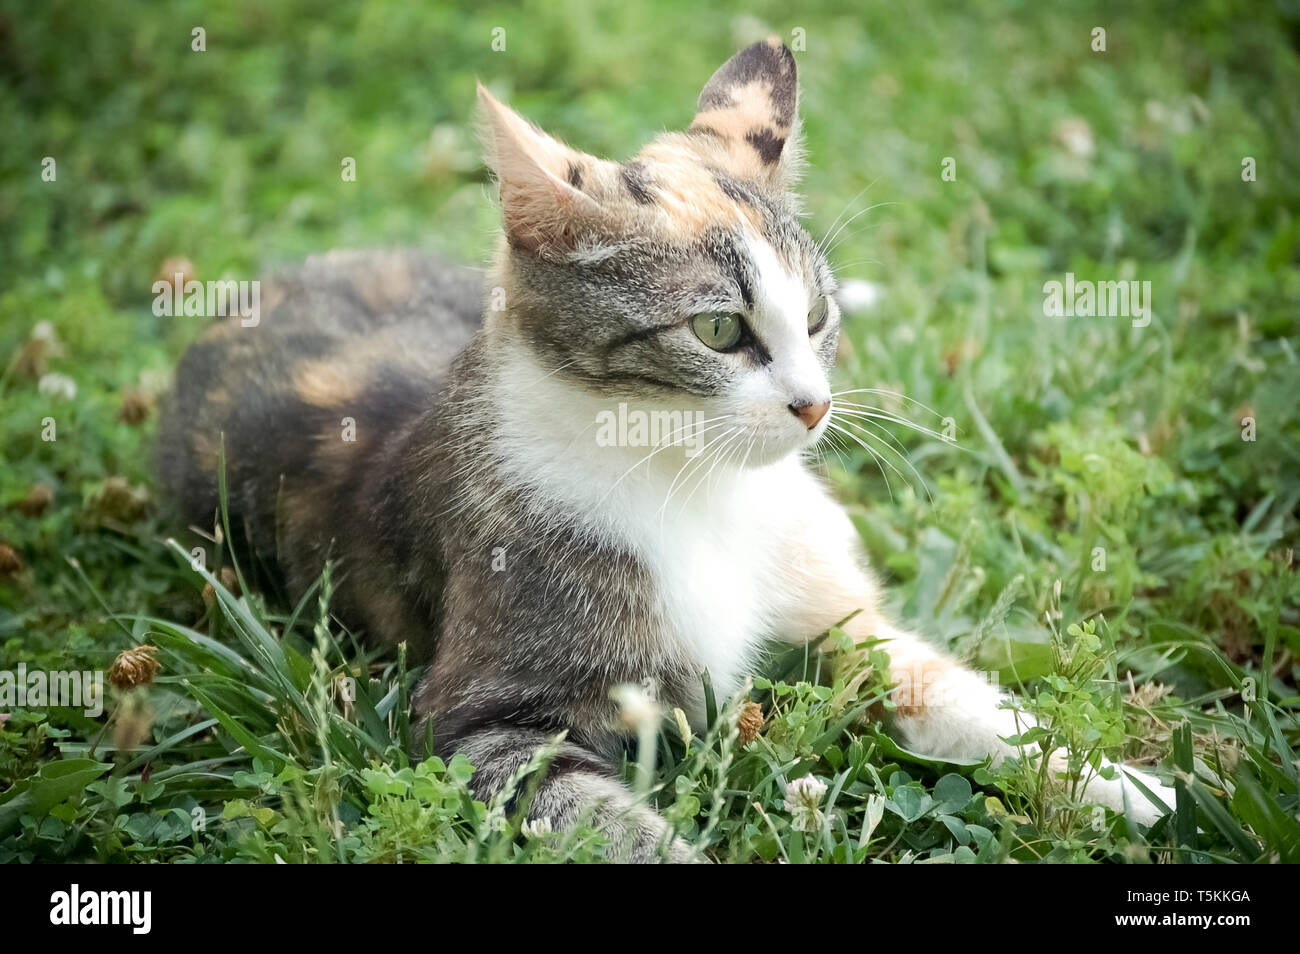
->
[561,145,811,284]
[628,133,771,235]
[560,138,779,237]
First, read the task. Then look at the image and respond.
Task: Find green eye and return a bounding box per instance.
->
[808,296,830,334]
[692,311,744,351]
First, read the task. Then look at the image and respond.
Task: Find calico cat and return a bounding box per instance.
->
[159,39,1174,861]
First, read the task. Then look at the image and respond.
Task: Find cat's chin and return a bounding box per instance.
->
[726,429,824,469]
[743,444,802,468]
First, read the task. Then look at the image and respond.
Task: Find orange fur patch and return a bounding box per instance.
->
[635,135,763,235]
[348,255,414,314]
[888,657,956,718]
[292,359,365,408]
[192,431,220,474]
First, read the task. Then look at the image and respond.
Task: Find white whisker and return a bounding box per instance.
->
[826,420,897,503]
[828,414,934,503]
[595,415,735,509]
[833,403,951,442]
[831,387,947,420]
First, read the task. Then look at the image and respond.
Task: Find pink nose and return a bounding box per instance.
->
[789,400,830,429]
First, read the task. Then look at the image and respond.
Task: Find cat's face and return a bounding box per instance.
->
[481,40,837,466]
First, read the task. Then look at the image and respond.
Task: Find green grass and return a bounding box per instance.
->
[2,0,1298,862]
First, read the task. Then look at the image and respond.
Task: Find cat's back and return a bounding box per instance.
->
[250,249,484,340]
[157,249,484,583]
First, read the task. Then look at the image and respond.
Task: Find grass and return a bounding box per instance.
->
[1,0,1298,862]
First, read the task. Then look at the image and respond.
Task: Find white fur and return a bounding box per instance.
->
[1084,765,1177,825]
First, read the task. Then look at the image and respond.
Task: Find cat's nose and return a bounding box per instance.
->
[789,400,830,429]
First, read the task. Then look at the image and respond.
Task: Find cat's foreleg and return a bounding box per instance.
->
[774,505,1174,824]
[849,620,1174,824]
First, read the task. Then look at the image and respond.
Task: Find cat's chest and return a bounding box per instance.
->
[612,463,805,700]
[644,520,776,700]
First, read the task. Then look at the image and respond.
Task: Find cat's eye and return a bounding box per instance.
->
[692,311,744,351]
[807,296,830,334]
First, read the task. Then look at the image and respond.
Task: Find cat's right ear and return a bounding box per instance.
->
[690,39,801,187]
[476,84,602,256]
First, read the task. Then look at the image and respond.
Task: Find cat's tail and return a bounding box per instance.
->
[448,725,699,863]
[873,625,1176,826]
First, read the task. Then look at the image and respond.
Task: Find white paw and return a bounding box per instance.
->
[1082,763,1175,826]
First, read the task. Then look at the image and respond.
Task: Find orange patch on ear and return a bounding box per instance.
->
[689,120,775,181]
[688,39,799,184]
[476,83,605,255]
[693,76,788,135]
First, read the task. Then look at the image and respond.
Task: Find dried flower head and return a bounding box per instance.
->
[17,483,54,518]
[156,256,197,290]
[737,700,764,746]
[91,475,149,523]
[117,388,155,426]
[107,644,161,690]
[0,542,22,579]
[1126,679,1174,710]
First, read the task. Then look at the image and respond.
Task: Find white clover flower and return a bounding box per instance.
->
[37,372,77,400]
[1054,117,1095,159]
[784,775,829,832]
[836,279,883,316]
[31,320,57,342]
[611,682,660,732]
[520,817,553,839]
[138,367,171,396]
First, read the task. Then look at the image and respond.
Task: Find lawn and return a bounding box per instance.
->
[1,0,1298,862]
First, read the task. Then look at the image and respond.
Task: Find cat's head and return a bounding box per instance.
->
[479,39,837,466]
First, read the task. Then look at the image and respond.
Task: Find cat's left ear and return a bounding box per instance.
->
[476,83,604,257]
[690,38,801,186]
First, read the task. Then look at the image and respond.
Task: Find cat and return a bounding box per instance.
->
[159,39,1175,862]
